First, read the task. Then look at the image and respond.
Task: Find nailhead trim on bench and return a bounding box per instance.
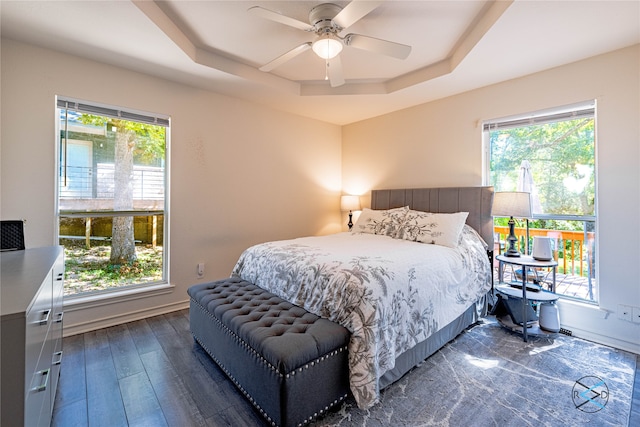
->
[193,334,348,427]
[188,283,350,427]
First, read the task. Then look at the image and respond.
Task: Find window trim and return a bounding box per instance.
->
[55,96,171,299]
[482,100,595,131]
[62,282,175,311]
[482,101,597,303]
[57,97,170,127]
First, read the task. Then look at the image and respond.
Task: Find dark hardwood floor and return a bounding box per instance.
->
[52,309,640,427]
[52,309,267,427]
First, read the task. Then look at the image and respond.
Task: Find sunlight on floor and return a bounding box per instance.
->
[465,354,500,369]
[529,340,564,356]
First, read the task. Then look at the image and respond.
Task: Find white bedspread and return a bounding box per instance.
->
[231,226,491,409]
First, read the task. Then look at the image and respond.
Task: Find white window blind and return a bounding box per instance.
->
[483,102,594,131]
[57,97,170,127]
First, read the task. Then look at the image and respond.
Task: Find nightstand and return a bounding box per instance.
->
[495,254,558,342]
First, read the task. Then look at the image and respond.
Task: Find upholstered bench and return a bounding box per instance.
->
[188,277,350,427]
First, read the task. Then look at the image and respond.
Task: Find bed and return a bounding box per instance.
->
[230,186,494,410]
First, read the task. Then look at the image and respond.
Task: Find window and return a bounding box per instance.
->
[56,98,169,297]
[483,101,597,303]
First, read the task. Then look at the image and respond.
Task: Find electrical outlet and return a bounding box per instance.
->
[632,306,640,324]
[618,304,632,322]
[197,263,205,278]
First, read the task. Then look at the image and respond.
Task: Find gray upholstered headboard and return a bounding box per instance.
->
[370,186,495,249]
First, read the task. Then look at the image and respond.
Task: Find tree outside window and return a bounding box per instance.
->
[58,99,168,296]
[485,103,597,302]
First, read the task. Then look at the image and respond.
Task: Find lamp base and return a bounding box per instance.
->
[503,249,522,257]
[504,216,521,257]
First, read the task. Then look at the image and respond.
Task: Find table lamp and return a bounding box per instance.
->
[492,192,532,257]
[340,195,361,230]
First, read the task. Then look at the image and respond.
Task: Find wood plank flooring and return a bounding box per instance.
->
[52,309,267,427]
[52,309,640,427]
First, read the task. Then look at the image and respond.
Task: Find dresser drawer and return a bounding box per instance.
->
[49,312,63,414]
[1,246,64,427]
[52,257,64,301]
[51,276,64,346]
[26,334,53,427]
[25,272,53,381]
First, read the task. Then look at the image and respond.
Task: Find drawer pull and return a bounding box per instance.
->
[55,312,64,323]
[32,369,50,393]
[53,351,63,366]
[39,310,51,326]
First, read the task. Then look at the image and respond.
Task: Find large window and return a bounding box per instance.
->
[484,101,597,302]
[56,98,169,297]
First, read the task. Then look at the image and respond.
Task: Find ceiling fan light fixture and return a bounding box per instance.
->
[312,35,343,59]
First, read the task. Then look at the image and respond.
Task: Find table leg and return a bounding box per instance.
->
[522,266,528,342]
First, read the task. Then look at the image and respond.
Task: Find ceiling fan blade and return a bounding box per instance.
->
[259,43,312,72]
[248,6,313,31]
[345,33,411,60]
[327,55,345,88]
[333,0,383,29]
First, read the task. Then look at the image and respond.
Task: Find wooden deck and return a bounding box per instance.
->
[495,264,597,302]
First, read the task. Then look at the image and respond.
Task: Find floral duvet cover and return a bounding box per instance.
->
[231,226,491,409]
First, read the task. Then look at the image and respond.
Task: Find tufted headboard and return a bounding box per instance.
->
[370,186,495,249]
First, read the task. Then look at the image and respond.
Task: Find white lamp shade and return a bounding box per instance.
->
[312,36,343,59]
[492,192,532,218]
[341,195,361,212]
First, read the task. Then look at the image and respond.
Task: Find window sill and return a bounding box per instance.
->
[556,297,609,318]
[557,294,598,306]
[63,282,175,312]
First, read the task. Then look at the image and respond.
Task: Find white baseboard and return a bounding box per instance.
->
[556,299,640,356]
[562,323,640,355]
[63,299,190,337]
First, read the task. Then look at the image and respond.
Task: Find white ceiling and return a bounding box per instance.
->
[1,1,639,125]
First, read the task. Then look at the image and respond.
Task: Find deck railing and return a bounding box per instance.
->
[494,225,595,278]
[60,164,164,200]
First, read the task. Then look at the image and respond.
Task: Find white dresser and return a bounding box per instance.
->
[1,246,64,427]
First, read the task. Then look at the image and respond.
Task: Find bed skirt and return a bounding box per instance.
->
[379,293,488,389]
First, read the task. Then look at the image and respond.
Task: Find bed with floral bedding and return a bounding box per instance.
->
[231,187,494,410]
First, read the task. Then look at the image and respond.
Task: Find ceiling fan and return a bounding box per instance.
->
[249,1,411,87]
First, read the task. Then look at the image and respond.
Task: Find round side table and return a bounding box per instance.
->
[496,254,558,342]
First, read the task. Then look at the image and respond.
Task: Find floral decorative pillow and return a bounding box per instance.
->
[396,210,469,248]
[353,207,409,237]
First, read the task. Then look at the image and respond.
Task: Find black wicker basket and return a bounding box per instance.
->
[1,220,25,251]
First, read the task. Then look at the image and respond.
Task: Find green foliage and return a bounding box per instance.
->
[77,114,165,165]
[62,241,163,295]
[490,117,595,216]
[528,218,593,232]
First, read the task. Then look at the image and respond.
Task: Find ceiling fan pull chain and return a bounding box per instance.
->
[325,59,329,81]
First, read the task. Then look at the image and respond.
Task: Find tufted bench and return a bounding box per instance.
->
[188,277,350,427]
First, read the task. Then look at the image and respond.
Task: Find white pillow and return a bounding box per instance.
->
[396,210,469,248]
[353,206,409,237]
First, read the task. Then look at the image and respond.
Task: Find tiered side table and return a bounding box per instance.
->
[496,254,558,342]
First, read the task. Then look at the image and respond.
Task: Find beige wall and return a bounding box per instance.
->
[1,39,343,333]
[343,45,640,353]
[3,37,638,352]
